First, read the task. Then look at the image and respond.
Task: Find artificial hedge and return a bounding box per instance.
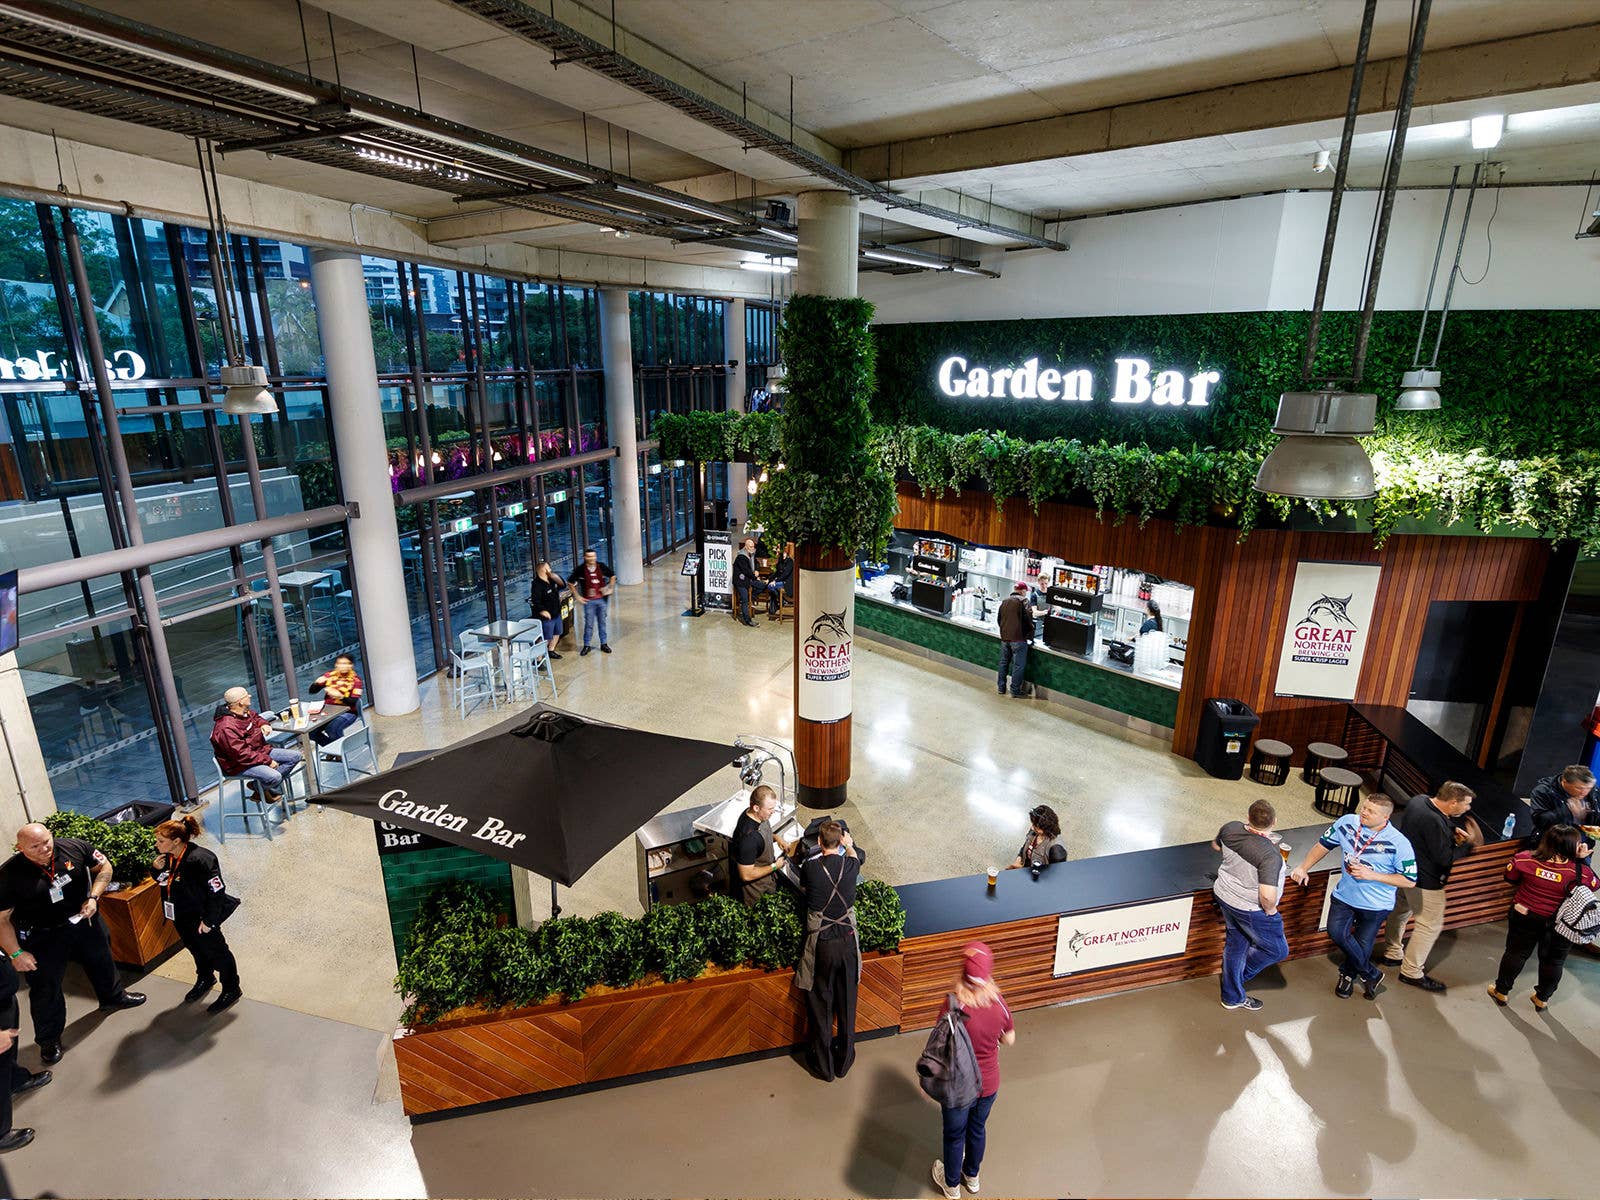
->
[395,878,907,1027]
[42,810,156,886]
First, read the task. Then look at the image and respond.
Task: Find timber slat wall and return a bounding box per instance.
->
[393,955,904,1115]
[897,841,1518,1030]
[894,487,1550,759]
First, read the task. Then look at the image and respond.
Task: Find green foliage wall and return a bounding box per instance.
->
[872,310,1600,458]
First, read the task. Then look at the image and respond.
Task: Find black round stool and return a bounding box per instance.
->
[1314,766,1363,817]
[1248,739,1293,785]
[1301,741,1348,785]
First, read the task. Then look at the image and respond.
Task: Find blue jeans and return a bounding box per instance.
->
[1326,895,1387,982]
[312,711,358,745]
[240,746,302,793]
[998,641,1028,695]
[1219,903,1289,1004]
[581,597,608,647]
[942,1091,997,1186]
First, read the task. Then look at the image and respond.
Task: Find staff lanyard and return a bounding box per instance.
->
[162,845,187,902]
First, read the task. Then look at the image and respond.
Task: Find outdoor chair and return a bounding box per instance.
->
[314,713,376,787]
[508,626,558,703]
[451,631,499,718]
[210,756,288,842]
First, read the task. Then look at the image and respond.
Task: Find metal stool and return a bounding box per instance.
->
[1301,741,1348,785]
[1249,739,1293,786]
[1314,766,1364,817]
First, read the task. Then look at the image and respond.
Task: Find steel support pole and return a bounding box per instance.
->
[60,212,200,802]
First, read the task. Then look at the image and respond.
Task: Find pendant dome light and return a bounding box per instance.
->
[1255,0,1432,501]
[1397,161,1488,412]
[195,139,279,418]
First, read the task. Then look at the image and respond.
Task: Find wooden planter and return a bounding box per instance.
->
[393,952,904,1116]
[101,877,181,967]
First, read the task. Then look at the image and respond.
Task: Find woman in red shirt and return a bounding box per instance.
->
[933,942,1015,1200]
[1490,824,1596,1010]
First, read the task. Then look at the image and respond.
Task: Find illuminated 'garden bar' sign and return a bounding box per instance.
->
[937,355,1221,407]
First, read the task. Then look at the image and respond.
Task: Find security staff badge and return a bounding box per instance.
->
[48,870,71,904]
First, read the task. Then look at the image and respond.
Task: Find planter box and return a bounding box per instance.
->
[101,877,181,967]
[393,952,903,1116]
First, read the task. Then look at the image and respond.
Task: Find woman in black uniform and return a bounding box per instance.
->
[152,816,242,1014]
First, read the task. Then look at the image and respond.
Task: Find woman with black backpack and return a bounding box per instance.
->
[1488,824,1596,1011]
[931,942,1014,1199]
[152,815,243,1014]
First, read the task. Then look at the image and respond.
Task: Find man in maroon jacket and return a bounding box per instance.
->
[209,686,302,800]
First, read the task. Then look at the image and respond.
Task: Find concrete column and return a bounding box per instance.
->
[599,287,644,585]
[0,653,54,829]
[723,297,748,529]
[309,249,420,716]
[796,190,859,299]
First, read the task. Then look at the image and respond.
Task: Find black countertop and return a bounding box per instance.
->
[897,821,1338,940]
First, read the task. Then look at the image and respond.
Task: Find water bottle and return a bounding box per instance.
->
[1501,813,1517,839]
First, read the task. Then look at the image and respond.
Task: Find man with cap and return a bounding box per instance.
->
[995,582,1036,699]
[0,823,146,1065]
[210,685,302,803]
[795,820,867,1081]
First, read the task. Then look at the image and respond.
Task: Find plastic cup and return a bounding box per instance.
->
[289,698,302,724]
[986,867,998,888]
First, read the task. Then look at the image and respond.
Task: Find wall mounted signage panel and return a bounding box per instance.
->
[1053,896,1193,976]
[1274,561,1383,701]
[938,355,1220,408]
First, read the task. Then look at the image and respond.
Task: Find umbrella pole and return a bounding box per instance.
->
[550,878,561,919]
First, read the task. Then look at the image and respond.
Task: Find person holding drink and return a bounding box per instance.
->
[1291,794,1417,1000]
[1211,799,1289,1012]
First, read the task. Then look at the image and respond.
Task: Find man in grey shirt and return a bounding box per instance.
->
[1213,799,1289,1012]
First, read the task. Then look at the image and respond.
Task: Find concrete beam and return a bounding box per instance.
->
[0,126,772,297]
[845,24,1600,187]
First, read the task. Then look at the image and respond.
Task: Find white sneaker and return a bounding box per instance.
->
[931,1160,961,1200]
[962,1172,980,1193]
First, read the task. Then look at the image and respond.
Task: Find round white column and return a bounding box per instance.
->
[308,248,420,716]
[796,190,859,299]
[599,287,643,585]
[723,296,748,529]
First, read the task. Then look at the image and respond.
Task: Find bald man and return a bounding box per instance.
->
[210,686,302,802]
[0,824,145,1065]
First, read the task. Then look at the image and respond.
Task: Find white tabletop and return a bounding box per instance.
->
[278,571,330,587]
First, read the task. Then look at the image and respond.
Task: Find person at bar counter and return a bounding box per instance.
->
[1007,804,1064,872]
[528,561,566,659]
[1488,824,1596,1011]
[727,784,796,906]
[210,686,302,804]
[152,815,242,1014]
[763,542,795,618]
[1528,765,1599,846]
[796,820,867,1082]
[0,823,146,1067]
[1138,599,1163,636]
[1212,799,1288,1012]
[308,653,363,745]
[1379,783,1480,993]
[732,537,760,626]
[568,548,614,656]
[995,582,1035,699]
[1290,794,1417,1000]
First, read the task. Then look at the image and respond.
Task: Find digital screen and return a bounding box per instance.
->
[0,569,15,656]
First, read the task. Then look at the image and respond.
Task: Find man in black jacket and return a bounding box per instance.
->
[996,582,1035,698]
[0,953,50,1152]
[1529,766,1598,846]
[1380,783,1478,992]
[732,537,760,626]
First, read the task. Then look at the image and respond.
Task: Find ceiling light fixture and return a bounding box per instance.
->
[739,261,790,274]
[861,246,938,268]
[613,184,735,223]
[1395,368,1441,411]
[355,146,471,182]
[1312,149,1331,172]
[1254,390,1379,499]
[1470,113,1504,150]
[1397,161,1484,411]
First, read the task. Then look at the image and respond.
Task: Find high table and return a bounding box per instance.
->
[277,570,331,649]
[467,618,542,701]
[268,706,344,798]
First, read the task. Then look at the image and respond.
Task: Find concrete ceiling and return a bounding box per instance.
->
[0,0,1595,272]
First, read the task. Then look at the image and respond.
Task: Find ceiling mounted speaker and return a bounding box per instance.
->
[1254,389,1377,500]
[1395,368,1442,411]
[219,363,278,416]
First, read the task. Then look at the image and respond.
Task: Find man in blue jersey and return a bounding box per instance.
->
[1290,794,1417,1000]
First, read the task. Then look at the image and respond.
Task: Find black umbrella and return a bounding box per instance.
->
[321,705,738,887]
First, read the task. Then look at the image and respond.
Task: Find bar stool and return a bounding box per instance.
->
[1301,741,1348,785]
[1314,766,1364,817]
[1249,739,1293,786]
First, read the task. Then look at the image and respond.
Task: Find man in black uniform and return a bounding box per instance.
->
[0,823,145,1065]
[728,784,796,906]
[0,951,50,1151]
[795,819,867,1082]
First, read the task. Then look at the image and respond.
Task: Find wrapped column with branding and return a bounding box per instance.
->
[794,545,855,806]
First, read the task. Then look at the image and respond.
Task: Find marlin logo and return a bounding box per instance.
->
[1301,594,1356,627]
[1066,928,1087,957]
[805,610,850,647]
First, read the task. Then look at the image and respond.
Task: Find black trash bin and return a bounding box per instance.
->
[94,799,176,828]
[1194,698,1261,780]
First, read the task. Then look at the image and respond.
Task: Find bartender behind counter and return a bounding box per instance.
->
[728,784,797,906]
[797,820,867,1082]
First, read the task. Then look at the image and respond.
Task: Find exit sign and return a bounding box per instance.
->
[502,502,525,518]
[547,489,568,505]
[449,517,474,534]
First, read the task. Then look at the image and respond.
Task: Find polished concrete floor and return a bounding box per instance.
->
[18,560,1594,1197]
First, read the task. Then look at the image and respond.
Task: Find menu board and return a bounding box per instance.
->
[1052,564,1101,594]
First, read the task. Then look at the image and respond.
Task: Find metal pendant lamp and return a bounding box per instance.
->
[196,139,279,418]
[1398,162,1486,412]
[1255,0,1432,501]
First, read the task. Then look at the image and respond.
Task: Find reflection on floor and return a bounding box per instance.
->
[9,924,1596,1199]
